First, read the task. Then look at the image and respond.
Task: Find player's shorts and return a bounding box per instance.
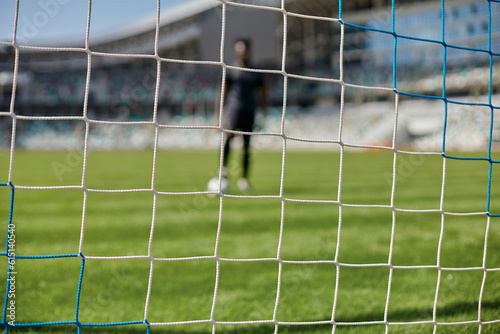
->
[223,108,255,133]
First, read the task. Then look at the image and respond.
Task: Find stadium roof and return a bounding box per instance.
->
[90,0,220,46]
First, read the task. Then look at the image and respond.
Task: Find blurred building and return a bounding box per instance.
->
[0,0,499,117]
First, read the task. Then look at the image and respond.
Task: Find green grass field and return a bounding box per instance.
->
[0,148,499,333]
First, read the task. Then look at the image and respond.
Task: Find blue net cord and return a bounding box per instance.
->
[340,0,499,217]
[0,182,149,332]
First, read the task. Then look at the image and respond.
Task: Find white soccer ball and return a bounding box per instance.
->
[207,176,229,195]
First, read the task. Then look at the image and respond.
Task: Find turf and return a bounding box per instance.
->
[0,149,499,333]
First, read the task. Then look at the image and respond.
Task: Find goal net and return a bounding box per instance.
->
[0,0,499,333]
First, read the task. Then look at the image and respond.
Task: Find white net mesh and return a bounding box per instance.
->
[1,0,499,333]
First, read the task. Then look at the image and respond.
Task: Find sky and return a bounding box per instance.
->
[0,0,198,46]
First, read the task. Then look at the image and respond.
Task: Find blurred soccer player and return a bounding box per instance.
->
[216,38,267,193]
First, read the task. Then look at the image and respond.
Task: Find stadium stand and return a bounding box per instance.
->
[0,0,499,150]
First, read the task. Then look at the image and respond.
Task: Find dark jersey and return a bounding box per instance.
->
[223,67,264,131]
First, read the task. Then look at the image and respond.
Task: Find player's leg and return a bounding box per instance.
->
[207,132,232,195]
[222,107,238,176]
[223,132,234,175]
[242,134,251,179]
[238,134,252,193]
